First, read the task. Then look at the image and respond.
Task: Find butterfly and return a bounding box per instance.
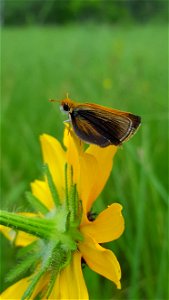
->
[50,96,141,147]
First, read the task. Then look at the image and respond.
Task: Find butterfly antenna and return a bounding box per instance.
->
[49,99,61,103]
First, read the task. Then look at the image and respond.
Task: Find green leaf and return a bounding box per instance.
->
[6,251,39,283]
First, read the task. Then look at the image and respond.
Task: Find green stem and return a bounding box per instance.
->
[0,210,54,239]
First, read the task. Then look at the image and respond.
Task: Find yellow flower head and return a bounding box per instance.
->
[0,126,124,299]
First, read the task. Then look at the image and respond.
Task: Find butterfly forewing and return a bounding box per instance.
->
[70,105,141,147]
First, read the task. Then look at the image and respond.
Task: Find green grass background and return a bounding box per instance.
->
[1,24,168,299]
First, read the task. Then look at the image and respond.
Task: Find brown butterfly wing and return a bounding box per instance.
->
[70,105,141,147]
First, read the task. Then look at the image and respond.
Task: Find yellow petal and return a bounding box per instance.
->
[0,275,49,299]
[86,144,117,208]
[79,234,121,289]
[15,231,37,247]
[78,145,117,219]
[0,225,16,242]
[0,277,31,299]
[78,153,98,218]
[31,179,54,210]
[50,251,89,299]
[81,203,124,243]
[63,124,83,155]
[40,134,66,201]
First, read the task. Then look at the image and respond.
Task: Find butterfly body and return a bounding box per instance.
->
[51,97,141,147]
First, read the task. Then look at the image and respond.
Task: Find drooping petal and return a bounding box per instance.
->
[0,225,16,242]
[0,277,31,299]
[78,152,98,218]
[31,179,54,210]
[15,231,37,247]
[0,275,49,299]
[79,234,121,289]
[81,203,124,243]
[50,251,89,299]
[86,144,117,210]
[40,134,66,201]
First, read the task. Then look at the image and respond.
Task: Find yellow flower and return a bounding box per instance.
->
[0,126,124,299]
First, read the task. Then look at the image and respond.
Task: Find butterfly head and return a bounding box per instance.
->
[60,98,75,114]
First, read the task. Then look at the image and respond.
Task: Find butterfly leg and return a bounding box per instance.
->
[63,119,71,123]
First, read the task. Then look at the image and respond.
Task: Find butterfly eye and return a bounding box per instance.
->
[63,103,70,112]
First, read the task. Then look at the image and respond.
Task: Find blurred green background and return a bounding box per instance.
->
[1,1,168,299]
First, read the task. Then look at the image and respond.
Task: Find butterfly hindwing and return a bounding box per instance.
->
[71,111,111,147]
